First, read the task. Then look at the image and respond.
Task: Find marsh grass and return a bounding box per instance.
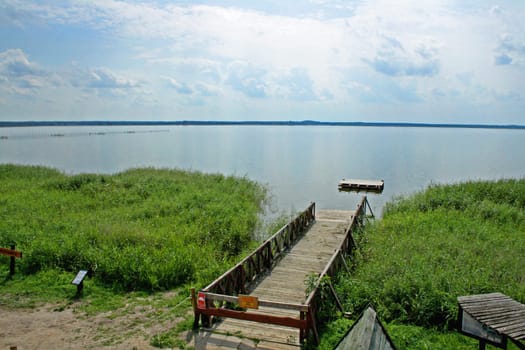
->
[318,179,525,349]
[0,164,267,293]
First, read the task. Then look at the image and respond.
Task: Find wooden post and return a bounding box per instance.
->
[238,265,246,294]
[9,244,16,275]
[479,340,486,350]
[307,304,320,345]
[299,311,306,343]
[328,280,344,313]
[190,288,200,329]
[340,253,350,274]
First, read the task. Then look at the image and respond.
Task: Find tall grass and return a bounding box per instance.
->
[0,165,267,291]
[318,179,525,349]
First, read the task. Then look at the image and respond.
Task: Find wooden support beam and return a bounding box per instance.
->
[1,245,23,276]
[202,292,309,311]
[0,247,23,258]
[201,307,307,329]
[328,280,345,313]
[190,288,200,329]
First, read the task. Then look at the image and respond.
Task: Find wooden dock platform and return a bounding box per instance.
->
[338,179,384,193]
[189,201,368,350]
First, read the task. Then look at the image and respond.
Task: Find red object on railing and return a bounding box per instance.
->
[197,292,206,309]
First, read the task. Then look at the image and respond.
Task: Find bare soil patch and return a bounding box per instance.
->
[0,296,186,350]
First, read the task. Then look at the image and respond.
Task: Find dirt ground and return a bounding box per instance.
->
[0,300,185,350]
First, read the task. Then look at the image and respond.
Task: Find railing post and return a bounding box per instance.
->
[308,303,320,345]
[266,243,273,268]
[191,288,201,329]
[9,244,16,275]
[239,265,246,294]
[299,310,306,343]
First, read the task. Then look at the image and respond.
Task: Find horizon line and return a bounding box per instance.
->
[1,120,525,130]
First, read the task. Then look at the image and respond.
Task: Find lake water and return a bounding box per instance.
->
[1,125,524,217]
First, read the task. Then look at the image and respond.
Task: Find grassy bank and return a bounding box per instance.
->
[0,164,267,293]
[319,179,525,349]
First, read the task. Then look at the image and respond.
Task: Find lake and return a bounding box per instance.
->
[1,125,524,217]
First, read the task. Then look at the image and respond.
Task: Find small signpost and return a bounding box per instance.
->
[0,245,23,276]
[72,270,89,296]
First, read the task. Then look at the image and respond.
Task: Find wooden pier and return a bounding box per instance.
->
[190,197,370,349]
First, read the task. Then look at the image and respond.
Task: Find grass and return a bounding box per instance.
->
[0,164,274,348]
[317,179,525,349]
[0,164,267,293]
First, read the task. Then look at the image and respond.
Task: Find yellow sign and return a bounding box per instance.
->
[238,295,259,309]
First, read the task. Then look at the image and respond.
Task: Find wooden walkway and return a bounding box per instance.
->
[190,209,357,349]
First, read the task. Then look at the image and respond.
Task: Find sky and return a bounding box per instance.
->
[0,0,524,123]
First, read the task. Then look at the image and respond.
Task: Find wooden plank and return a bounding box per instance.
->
[478,311,525,324]
[203,292,309,312]
[458,293,510,304]
[201,307,307,329]
[499,321,525,333]
[217,319,300,346]
[0,247,22,258]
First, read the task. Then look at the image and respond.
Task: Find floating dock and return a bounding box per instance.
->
[338,179,384,193]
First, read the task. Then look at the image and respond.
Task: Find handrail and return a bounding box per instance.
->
[303,196,368,343]
[305,197,367,306]
[203,292,309,312]
[202,202,315,295]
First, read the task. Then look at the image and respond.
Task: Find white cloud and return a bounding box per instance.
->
[0,48,40,77]
[70,66,140,93]
[494,33,525,66]
[1,0,525,121]
[164,77,193,94]
[363,36,440,77]
[0,48,48,95]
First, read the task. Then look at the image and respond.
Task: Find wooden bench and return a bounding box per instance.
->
[0,245,22,275]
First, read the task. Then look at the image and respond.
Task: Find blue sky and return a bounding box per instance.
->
[1,0,524,123]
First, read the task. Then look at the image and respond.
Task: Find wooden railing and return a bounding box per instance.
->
[202,202,315,296]
[191,198,369,345]
[303,196,369,343]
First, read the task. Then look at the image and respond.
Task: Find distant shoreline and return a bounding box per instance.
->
[1,120,525,130]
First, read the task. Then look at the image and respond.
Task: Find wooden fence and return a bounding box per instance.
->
[201,202,315,297]
[192,197,369,345]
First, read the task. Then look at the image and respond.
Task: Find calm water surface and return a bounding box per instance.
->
[1,126,524,216]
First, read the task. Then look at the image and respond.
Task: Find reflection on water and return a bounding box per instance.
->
[1,125,524,216]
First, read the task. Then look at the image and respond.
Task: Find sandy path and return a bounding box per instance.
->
[0,302,180,350]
